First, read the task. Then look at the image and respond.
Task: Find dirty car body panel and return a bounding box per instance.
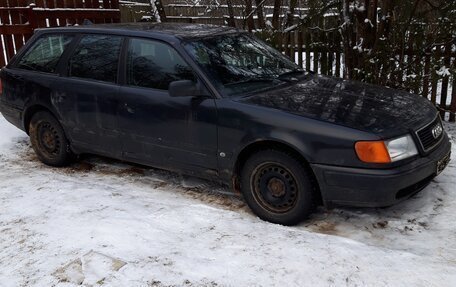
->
[0,23,451,209]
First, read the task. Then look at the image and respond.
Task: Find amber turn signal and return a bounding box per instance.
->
[355,141,392,163]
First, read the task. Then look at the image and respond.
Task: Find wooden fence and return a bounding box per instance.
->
[0,0,120,67]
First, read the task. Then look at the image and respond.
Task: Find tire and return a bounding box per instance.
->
[29,111,72,167]
[240,150,315,225]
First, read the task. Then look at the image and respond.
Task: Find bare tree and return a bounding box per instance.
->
[244,0,255,31]
[272,0,282,30]
[255,0,266,29]
[150,0,166,22]
[226,0,236,27]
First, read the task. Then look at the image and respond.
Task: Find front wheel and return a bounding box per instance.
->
[29,111,72,167]
[241,150,315,225]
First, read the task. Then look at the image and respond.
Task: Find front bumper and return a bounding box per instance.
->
[311,134,452,208]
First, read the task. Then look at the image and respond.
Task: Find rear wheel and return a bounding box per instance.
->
[241,150,315,225]
[29,111,72,167]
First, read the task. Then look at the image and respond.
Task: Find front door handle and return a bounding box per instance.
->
[124,103,135,114]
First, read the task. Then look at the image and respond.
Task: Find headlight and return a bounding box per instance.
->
[355,134,418,163]
[385,134,418,162]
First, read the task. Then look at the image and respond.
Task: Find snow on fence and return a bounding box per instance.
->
[0,0,120,67]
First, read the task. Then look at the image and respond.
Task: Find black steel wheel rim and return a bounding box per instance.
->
[37,122,61,157]
[251,162,298,213]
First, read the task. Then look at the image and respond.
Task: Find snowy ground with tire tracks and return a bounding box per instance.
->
[1,114,456,287]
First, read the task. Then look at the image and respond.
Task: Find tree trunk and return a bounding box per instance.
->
[285,0,297,28]
[151,0,166,22]
[255,0,266,29]
[226,0,236,27]
[341,0,354,79]
[244,0,255,31]
[272,0,282,30]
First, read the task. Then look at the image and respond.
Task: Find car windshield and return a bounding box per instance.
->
[184,33,304,97]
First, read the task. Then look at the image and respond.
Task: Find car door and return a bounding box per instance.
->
[54,34,123,156]
[117,37,218,176]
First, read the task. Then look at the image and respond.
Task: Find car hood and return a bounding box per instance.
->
[237,74,437,138]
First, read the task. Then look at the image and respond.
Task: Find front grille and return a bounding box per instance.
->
[416,116,443,152]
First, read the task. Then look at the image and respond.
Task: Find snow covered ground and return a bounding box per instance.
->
[0,114,456,287]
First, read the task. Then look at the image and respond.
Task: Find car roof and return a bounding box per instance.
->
[36,22,242,41]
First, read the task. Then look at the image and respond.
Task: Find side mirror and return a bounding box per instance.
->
[169,80,208,98]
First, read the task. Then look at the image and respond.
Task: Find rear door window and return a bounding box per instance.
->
[126,38,195,90]
[68,34,122,83]
[16,34,74,73]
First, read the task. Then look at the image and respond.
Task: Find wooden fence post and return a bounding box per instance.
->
[439,44,451,119]
[450,77,456,122]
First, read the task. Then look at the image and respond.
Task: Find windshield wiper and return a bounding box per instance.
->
[225,77,279,87]
[277,69,305,81]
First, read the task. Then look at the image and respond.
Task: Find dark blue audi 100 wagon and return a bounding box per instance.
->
[0,23,451,225]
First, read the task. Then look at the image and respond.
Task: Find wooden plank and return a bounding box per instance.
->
[110,0,119,9]
[8,0,25,53]
[89,1,98,23]
[66,0,76,26]
[312,33,318,73]
[30,1,48,27]
[0,24,34,35]
[439,44,451,118]
[297,29,303,68]
[74,0,83,7]
[103,0,110,8]
[0,41,5,67]
[35,0,45,7]
[84,0,93,8]
[0,0,7,67]
[450,75,456,122]
[46,0,59,26]
[283,32,290,57]
[431,46,442,105]
[65,0,75,8]
[335,51,341,77]
[33,10,120,20]
[327,30,334,76]
[0,6,16,62]
[92,0,101,11]
[304,28,310,71]
[422,51,431,98]
[0,0,7,66]
[24,6,36,40]
[102,0,110,8]
[276,31,282,55]
[54,0,65,25]
[289,31,295,62]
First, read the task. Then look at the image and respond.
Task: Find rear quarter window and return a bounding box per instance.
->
[16,34,74,73]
